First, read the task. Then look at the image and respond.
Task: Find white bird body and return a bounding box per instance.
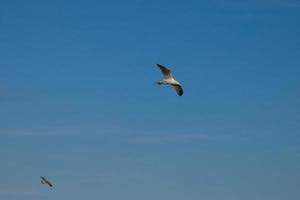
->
[157,78,180,85]
[156,64,183,96]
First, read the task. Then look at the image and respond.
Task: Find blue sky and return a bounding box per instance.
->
[0,0,300,199]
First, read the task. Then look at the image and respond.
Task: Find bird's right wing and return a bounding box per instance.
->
[157,64,172,79]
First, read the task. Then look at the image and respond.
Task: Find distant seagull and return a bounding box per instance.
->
[40,176,53,187]
[156,64,183,96]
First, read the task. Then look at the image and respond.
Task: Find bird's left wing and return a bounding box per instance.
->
[174,84,183,96]
[45,180,53,187]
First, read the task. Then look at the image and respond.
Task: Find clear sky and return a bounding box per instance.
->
[0,0,300,199]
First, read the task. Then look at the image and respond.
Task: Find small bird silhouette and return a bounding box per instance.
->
[40,176,53,187]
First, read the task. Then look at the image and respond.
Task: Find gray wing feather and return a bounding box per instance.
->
[157,64,172,79]
[174,85,183,96]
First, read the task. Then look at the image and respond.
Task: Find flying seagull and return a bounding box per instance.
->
[156,64,183,96]
[40,176,53,187]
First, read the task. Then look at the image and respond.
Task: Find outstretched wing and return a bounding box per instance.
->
[46,181,53,187]
[157,64,172,79]
[174,84,183,96]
